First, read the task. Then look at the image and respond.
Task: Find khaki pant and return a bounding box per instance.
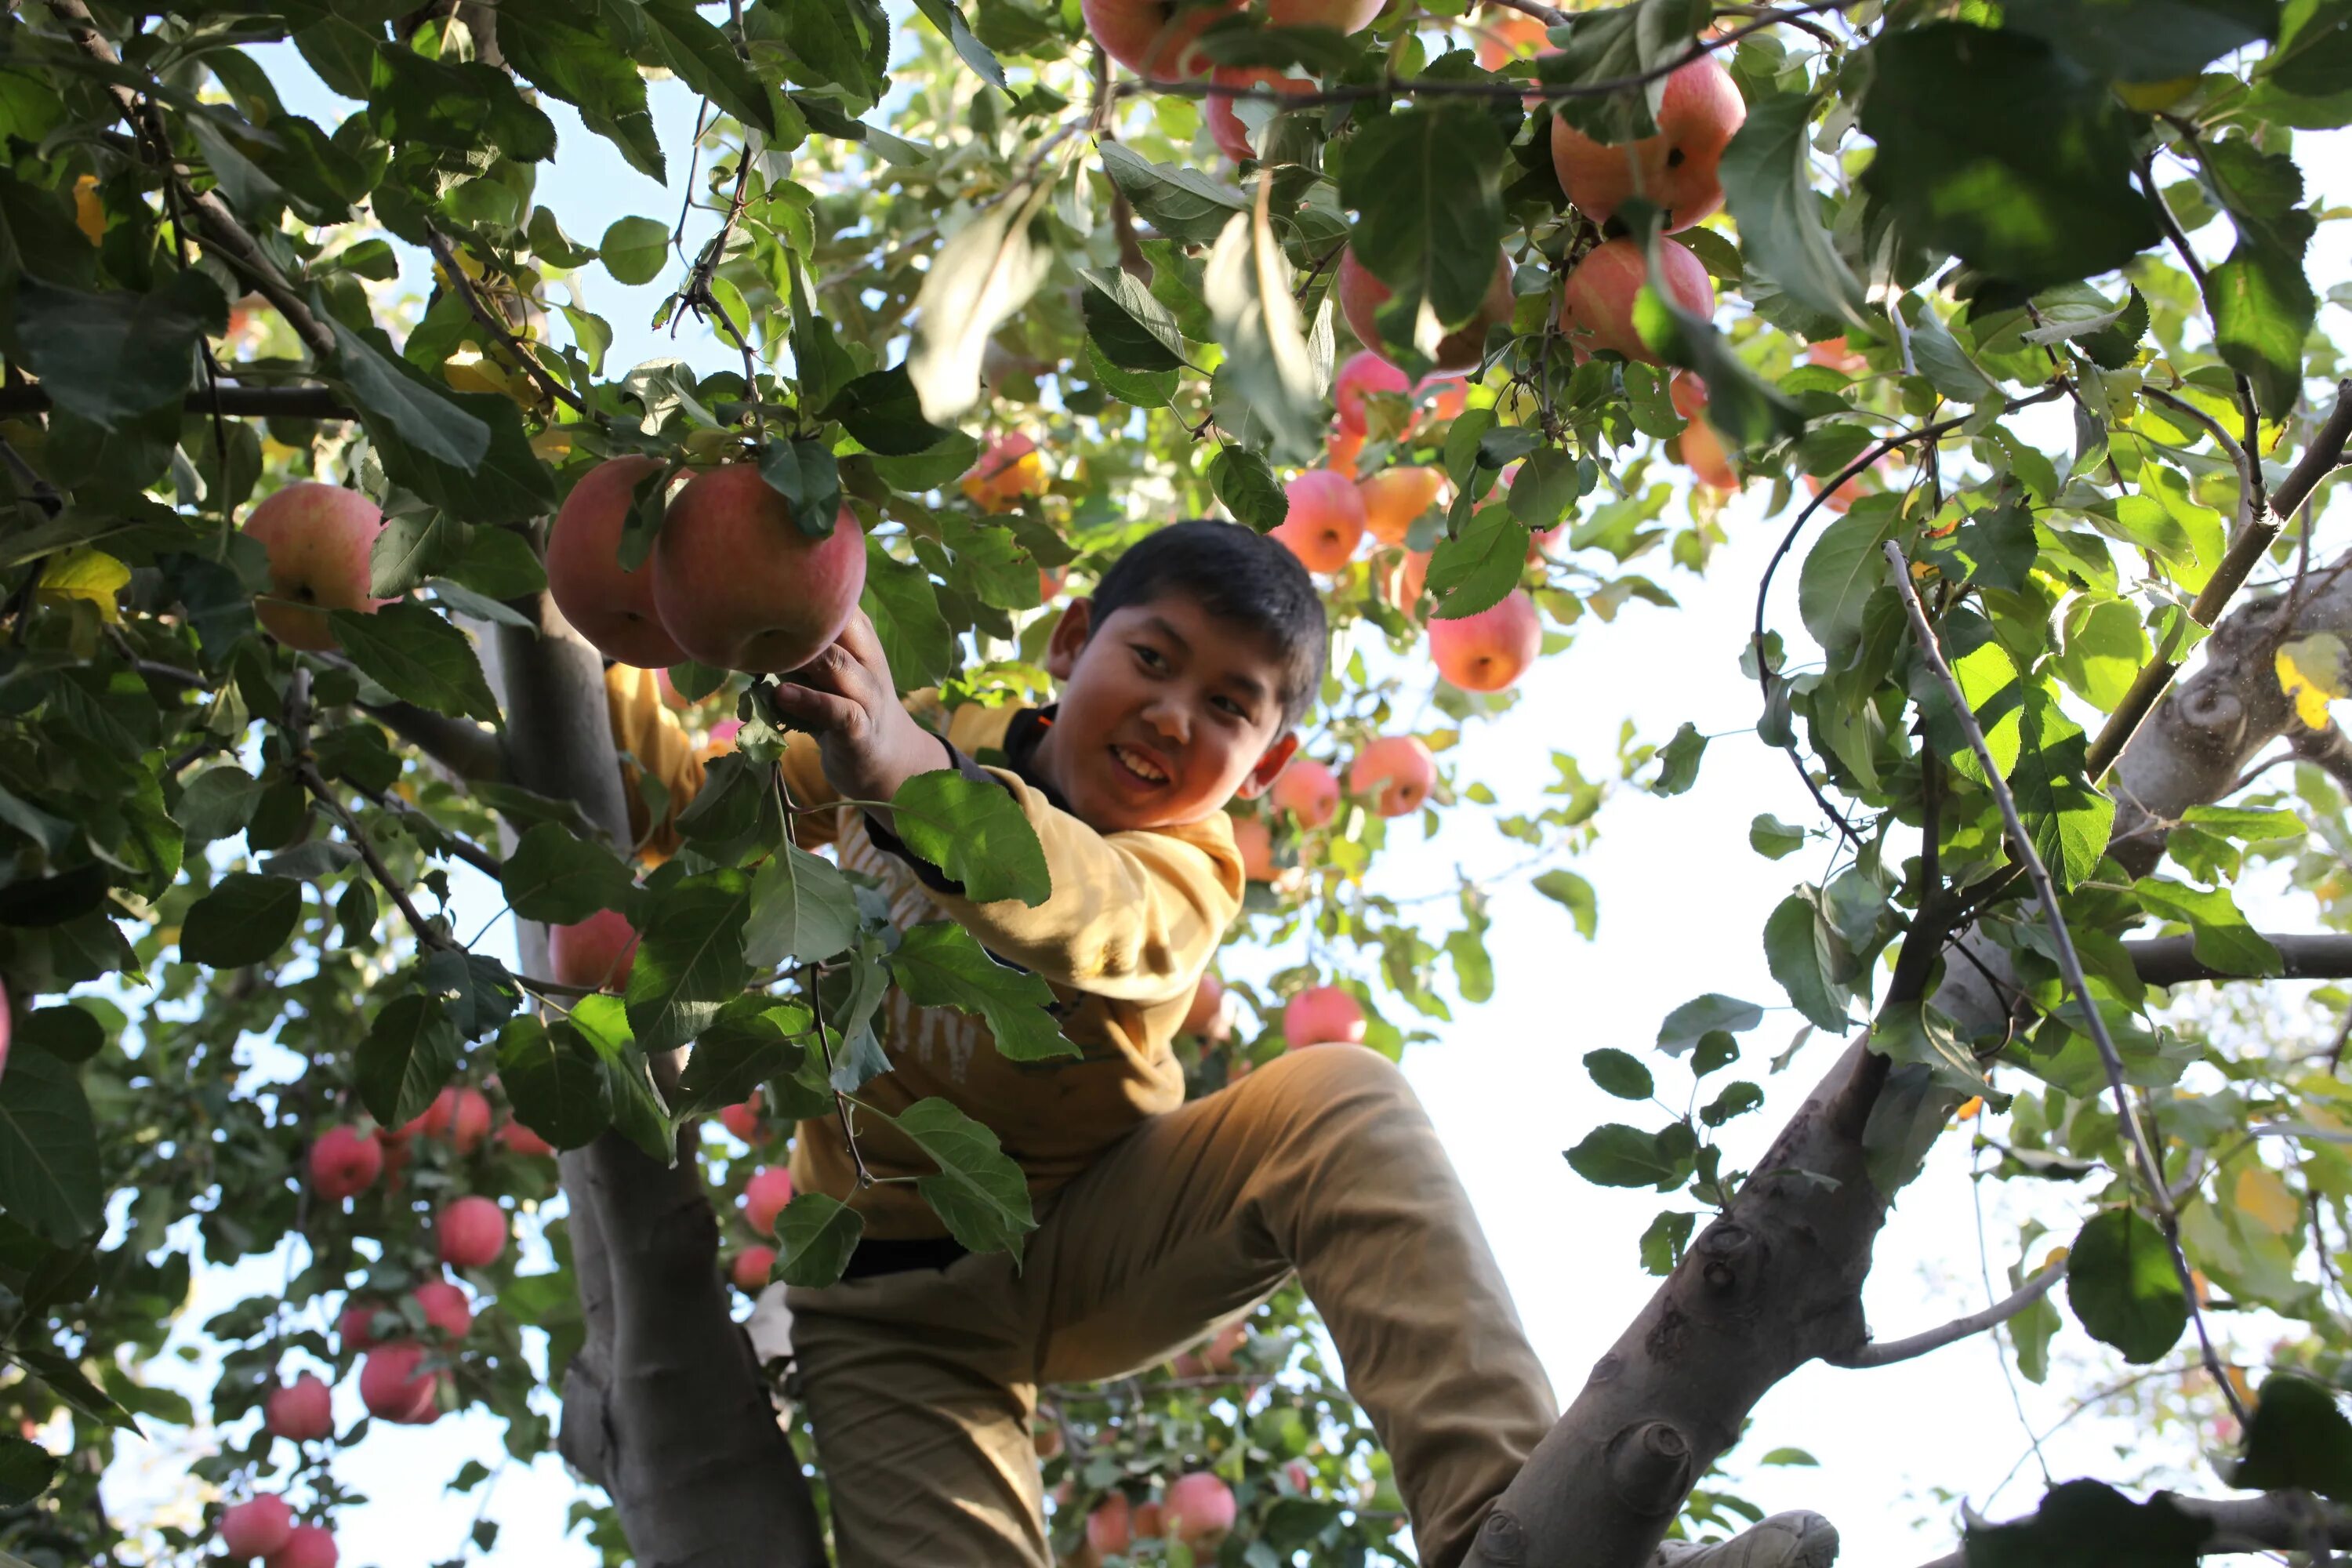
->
[786,1045,1558,1568]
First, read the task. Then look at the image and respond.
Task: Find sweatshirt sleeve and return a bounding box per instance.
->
[915,768,1244,1007]
[601,666,704,866]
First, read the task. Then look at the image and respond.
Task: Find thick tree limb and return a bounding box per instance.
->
[2127,933,2352,985]
[2274,378,2352,521]
[1913,1492,2352,1568]
[0,383,354,420]
[1825,1260,2066,1370]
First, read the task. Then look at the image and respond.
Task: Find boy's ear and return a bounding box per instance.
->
[1233,731,1301,800]
[1044,598,1094,680]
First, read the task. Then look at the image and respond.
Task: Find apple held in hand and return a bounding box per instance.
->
[1283,985,1366,1048]
[549,908,639,992]
[1165,1472,1238,1545]
[1339,248,1514,372]
[546,456,686,668]
[267,1523,339,1568]
[358,1341,441,1425]
[1559,237,1715,365]
[745,1166,795,1236]
[265,1374,333,1443]
[242,483,392,652]
[1357,465,1444,546]
[307,1126,382,1202]
[1551,56,1746,230]
[1270,470,1367,574]
[220,1496,296,1559]
[1429,590,1542,693]
[1348,735,1436,815]
[434,1195,507,1269]
[1270,757,1341,828]
[652,464,867,675]
[731,1245,777,1293]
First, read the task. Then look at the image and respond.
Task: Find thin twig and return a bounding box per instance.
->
[1882,538,2249,1428]
[1827,1258,2067,1369]
[423,227,592,417]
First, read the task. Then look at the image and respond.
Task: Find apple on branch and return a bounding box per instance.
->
[1338,249,1514,372]
[546,455,688,669]
[1559,236,1715,364]
[1551,56,1747,230]
[242,483,393,652]
[652,464,867,675]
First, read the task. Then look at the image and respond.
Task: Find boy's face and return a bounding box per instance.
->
[1033,594,1301,834]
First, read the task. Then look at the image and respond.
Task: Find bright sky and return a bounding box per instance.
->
[99,16,2352,1567]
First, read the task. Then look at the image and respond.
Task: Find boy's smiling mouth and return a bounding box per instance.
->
[1109,742,1171,786]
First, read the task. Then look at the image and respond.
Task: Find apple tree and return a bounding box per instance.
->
[2,0,2352,1565]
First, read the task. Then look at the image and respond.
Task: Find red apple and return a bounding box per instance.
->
[1080,0,1240,78]
[548,908,639,992]
[0,978,12,1086]
[1087,1494,1134,1555]
[958,434,1049,510]
[1182,974,1230,1040]
[1679,417,1738,492]
[434,1195,507,1269]
[1349,735,1436,815]
[1165,1472,1238,1544]
[1134,1501,1166,1539]
[1270,757,1341,828]
[718,1091,763,1143]
[745,1166,795,1236]
[1232,816,1279,882]
[242,482,390,652]
[546,455,686,668]
[1339,248,1514,372]
[1428,589,1541,692]
[496,1117,554,1158]
[1559,237,1715,365]
[1272,0,1385,24]
[1356,465,1444,546]
[1334,350,1410,435]
[1284,985,1366,1047]
[307,1126,382,1203]
[421,1086,492,1153]
[731,1245,777,1293]
[358,1341,441,1425]
[1270,470,1367,574]
[411,1279,473,1340]
[1203,1320,1247,1373]
[266,1523,339,1568]
[1283,1458,1313,1491]
[1550,56,1746,230]
[220,1495,296,1559]
[1207,67,1316,162]
[651,464,867,674]
[337,1299,387,1353]
[265,1374,333,1443]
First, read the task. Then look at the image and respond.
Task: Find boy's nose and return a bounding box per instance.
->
[1142,701,1189,744]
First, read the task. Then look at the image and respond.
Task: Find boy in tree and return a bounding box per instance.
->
[615,521,1555,1566]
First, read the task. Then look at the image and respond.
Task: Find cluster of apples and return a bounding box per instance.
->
[1081,1472,1239,1560]
[218,1495,336,1567]
[728,1161,796,1293]
[307,1088,549,1207]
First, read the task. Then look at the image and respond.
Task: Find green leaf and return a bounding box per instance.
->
[2132,876,2283,975]
[599,216,670,286]
[1718,94,1866,331]
[1749,814,1806,859]
[2012,687,2116,891]
[872,430,982,495]
[173,766,263,847]
[2230,1373,2352,1497]
[1203,209,1324,462]
[623,869,753,1054]
[1700,1080,1764,1127]
[2212,226,2316,419]
[861,545,955,691]
[1797,499,1900,664]
[1081,267,1188,373]
[1657,993,1763,1054]
[889,1096,1036,1254]
[13,273,224,430]
[327,316,496,470]
[180,872,303,967]
[673,996,808,1113]
[369,41,557,161]
[0,1435,58,1506]
[2065,1207,2189,1363]
[1532,869,1597,937]
[1533,0,1709,141]
[338,343,556,524]
[1858,24,2161,294]
[2005,0,2278,82]
[1566,1123,1694,1190]
[2270,0,2352,93]
[368,507,465,599]
[355,993,460,1131]
[775,1191,867,1287]
[909,0,1007,89]
[1337,103,1511,330]
[1763,891,1854,1033]
[0,1051,102,1244]
[757,437,844,535]
[1870,999,1982,1094]
[19,1006,101,1065]
[822,367,950,458]
[1209,445,1288,532]
[494,1014,611,1149]
[499,822,634,925]
[642,0,778,132]
[1632,265,1806,448]
[331,603,503,724]
[743,841,859,967]
[905,177,1055,423]
[1426,506,1530,620]
[421,949,522,1040]
[890,770,1051,907]
[886,922,1077,1062]
[1584,1047,1655,1100]
[1652,723,1707,796]
[1639,1210,1695,1275]
[1962,1481,2212,1568]
[499,2,666,180]
[565,997,675,1163]
[1098,144,1248,246]
[2054,597,2151,711]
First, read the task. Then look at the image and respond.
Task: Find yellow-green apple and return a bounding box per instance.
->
[546,455,685,668]
[220,1496,295,1559]
[652,464,867,674]
[358,1342,441,1425]
[959,434,1049,510]
[1270,757,1341,827]
[1207,66,1316,161]
[1270,470,1366,573]
[411,1279,473,1340]
[1283,985,1365,1047]
[434,1195,507,1269]
[548,909,638,992]
[1356,464,1444,545]
[265,1375,333,1443]
[1339,249,1514,371]
[242,482,391,652]
[731,1246,776,1292]
[267,1524,337,1568]
[1348,735,1435,815]
[1165,1472,1238,1545]
[1429,589,1541,692]
[1551,56,1746,230]
[1558,237,1715,364]
[308,1125,381,1202]
[1333,349,1410,434]
[745,1166,795,1235]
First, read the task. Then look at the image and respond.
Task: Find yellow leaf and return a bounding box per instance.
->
[441,352,513,398]
[1955,1095,1984,1121]
[2233,1163,2300,1237]
[37,547,129,623]
[2276,633,2347,730]
[73,173,104,244]
[529,428,575,460]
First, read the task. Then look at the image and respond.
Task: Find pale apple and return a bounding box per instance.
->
[265,1374,333,1443]
[1558,237,1715,364]
[651,464,867,674]
[548,908,639,992]
[242,482,391,652]
[1339,248,1515,371]
[1349,735,1436,815]
[1428,590,1541,692]
[546,455,686,668]
[1270,757,1341,828]
[1283,985,1366,1047]
[1165,1472,1238,1545]
[1356,464,1444,546]
[1551,56,1747,230]
[307,1126,382,1202]
[1270,470,1367,573]
[1377,549,1431,615]
[434,1195,507,1269]
[1326,424,1367,479]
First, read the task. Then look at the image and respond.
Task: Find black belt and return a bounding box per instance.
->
[840,1235,969,1280]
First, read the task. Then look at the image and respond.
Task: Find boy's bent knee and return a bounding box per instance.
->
[1240,1041,1418,1120]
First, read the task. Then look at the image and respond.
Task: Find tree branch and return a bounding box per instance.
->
[2129,933,2352,986]
[1826,1259,2066,1369]
[355,697,506,783]
[1914,1493,2352,1568]
[2274,377,2352,521]
[0,383,355,420]
[423,227,592,418]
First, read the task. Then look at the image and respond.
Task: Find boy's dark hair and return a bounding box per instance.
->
[1089,519,1327,728]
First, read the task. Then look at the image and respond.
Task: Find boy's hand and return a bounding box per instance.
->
[765,610,946,807]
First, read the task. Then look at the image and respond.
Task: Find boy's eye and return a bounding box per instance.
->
[1211,695,1250,720]
[1132,644,1170,671]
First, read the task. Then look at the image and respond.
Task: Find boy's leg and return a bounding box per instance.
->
[786,1250,1050,1568]
[1019,1045,1557,1568]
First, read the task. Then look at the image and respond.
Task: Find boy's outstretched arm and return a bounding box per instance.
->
[766,610,955,822]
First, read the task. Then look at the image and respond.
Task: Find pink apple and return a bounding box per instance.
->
[1207,67,1316,162]
[337,1299,387,1353]
[265,1374,333,1443]
[1284,985,1367,1048]
[1334,350,1410,435]
[1428,590,1541,693]
[1472,2,1548,66]
[718,1092,763,1143]
[1357,465,1445,546]
[0,978,12,1086]
[410,1279,473,1340]
[266,1523,338,1568]
[1326,424,1365,479]
[745,1167,795,1236]
[1378,549,1432,615]
[548,908,638,992]
[1231,815,1278,882]
[1808,335,1868,375]
[496,1117,554,1158]
[1415,373,1468,423]
[1134,1502,1166,1539]
[420,1086,492,1153]
[1671,372,1737,490]
[1339,249,1514,372]
[307,1126,382,1203]
[1087,1494,1135,1555]
[1551,56,1747,230]
[1203,1319,1247,1373]
[1348,735,1436,816]
[358,1341,441,1425]
[546,455,686,668]
[731,1245,777,1293]
[1270,470,1367,574]
[1270,757,1341,828]
[242,482,391,652]
[695,717,743,765]
[434,1195,507,1269]
[220,1495,295,1559]
[1559,237,1715,365]
[1165,1472,1238,1544]
[651,464,868,674]
[1182,974,1230,1041]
